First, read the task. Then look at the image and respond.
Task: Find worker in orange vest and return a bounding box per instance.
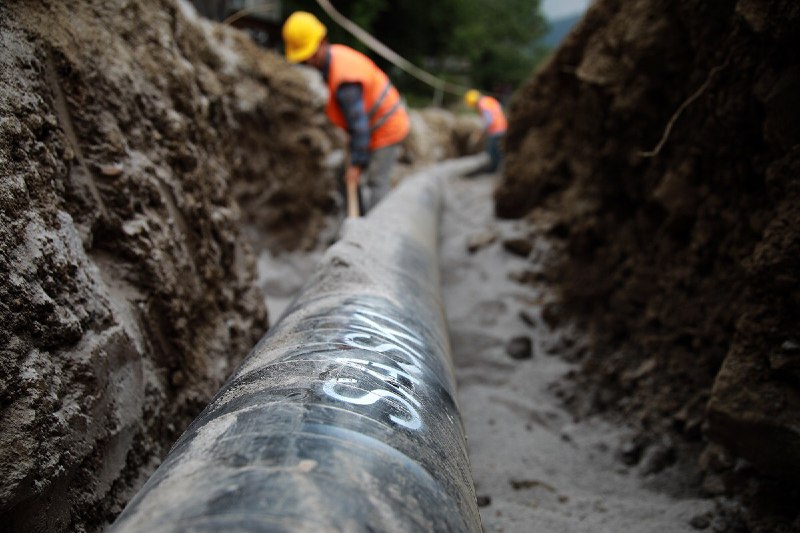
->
[464,89,508,174]
[282,11,410,217]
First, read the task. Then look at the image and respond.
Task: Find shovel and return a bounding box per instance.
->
[346,179,360,218]
[345,165,362,218]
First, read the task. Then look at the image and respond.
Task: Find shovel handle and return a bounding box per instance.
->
[346,179,360,218]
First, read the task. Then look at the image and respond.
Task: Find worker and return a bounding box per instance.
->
[464,89,508,174]
[282,11,410,216]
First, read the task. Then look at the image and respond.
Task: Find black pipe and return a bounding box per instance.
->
[110,170,482,531]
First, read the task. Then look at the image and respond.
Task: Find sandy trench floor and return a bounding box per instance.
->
[439,166,715,532]
[257,158,716,532]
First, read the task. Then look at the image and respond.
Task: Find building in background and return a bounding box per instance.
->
[191,0,282,48]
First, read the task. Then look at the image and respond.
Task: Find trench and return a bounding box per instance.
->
[110,159,481,531]
[437,164,715,531]
[114,157,719,532]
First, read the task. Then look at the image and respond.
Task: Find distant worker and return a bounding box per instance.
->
[464,89,508,174]
[282,11,410,217]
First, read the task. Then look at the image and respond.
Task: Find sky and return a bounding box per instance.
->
[540,0,592,19]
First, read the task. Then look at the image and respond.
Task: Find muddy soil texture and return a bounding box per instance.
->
[497,0,800,529]
[4,0,799,531]
[0,0,346,530]
[0,2,481,530]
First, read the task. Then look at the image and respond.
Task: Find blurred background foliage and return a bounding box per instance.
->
[281,0,550,106]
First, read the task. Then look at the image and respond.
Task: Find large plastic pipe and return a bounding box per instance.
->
[111,168,482,532]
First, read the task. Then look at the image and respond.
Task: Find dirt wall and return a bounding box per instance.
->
[0,1,340,531]
[498,0,799,526]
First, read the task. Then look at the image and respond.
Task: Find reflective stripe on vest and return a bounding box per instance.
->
[478,96,508,135]
[367,80,402,133]
[326,45,410,150]
[370,99,401,134]
[367,81,392,119]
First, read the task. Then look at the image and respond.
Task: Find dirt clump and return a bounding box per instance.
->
[401,107,482,172]
[0,0,340,531]
[498,0,800,528]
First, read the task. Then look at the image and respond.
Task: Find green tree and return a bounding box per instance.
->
[281,0,388,53]
[281,0,549,103]
[450,0,549,94]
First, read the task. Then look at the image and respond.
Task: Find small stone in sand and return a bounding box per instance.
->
[502,238,533,257]
[519,310,537,327]
[476,495,492,507]
[506,336,533,360]
[689,514,710,530]
[466,230,497,253]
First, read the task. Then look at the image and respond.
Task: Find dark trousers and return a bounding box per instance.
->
[486,133,504,173]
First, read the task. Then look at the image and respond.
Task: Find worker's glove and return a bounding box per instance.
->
[345,165,362,186]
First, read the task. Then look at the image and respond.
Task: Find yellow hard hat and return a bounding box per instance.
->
[282,11,327,63]
[464,89,480,107]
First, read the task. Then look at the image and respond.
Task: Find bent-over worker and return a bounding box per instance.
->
[282,11,410,216]
[464,89,507,173]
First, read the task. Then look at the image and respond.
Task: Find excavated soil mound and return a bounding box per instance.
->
[0,1,341,530]
[404,108,482,164]
[498,0,800,528]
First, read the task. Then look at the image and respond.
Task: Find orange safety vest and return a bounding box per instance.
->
[477,96,508,135]
[325,44,410,151]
